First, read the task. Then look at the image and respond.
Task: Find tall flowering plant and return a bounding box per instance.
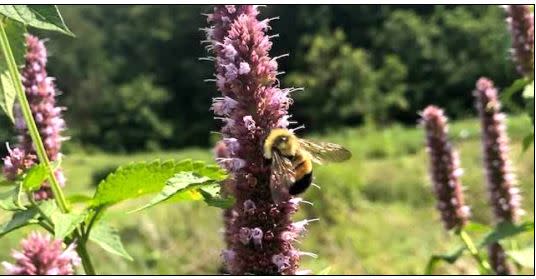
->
[502,5,534,152]
[3,34,66,201]
[422,106,491,274]
[422,106,469,232]
[474,77,523,275]
[203,5,311,275]
[504,5,534,77]
[0,5,241,276]
[424,78,532,275]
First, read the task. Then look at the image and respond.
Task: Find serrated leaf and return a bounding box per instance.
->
[507,246,534,268]
[51,211,85,239]
[90,159,227,208]
[522,80,534,99]
[0,19,25,122]
[478,221,534,248]
[0,207,38,237]
[199,188,235,209]
[22,163,47,191]
[130,171,216,213]
[88,221,133,261]
[0,5,73,36]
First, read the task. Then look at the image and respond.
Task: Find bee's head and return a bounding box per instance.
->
[263,129,298,159]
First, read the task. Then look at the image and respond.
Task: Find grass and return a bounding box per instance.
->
[0,115,533,274]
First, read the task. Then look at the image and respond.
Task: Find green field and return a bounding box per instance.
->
[1,115,533,275]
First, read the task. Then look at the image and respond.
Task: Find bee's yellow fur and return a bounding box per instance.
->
[263,128,299,159]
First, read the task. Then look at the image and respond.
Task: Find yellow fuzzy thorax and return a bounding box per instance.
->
[263,128,299,159]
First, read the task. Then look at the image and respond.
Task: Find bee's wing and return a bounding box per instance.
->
[270,151,295,203]
[298,138,352,164]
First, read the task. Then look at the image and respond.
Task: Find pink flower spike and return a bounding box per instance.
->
[206,5,303,275]
[2,232,80,275]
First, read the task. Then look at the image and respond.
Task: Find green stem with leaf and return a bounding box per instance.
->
[0,16,96,275]
[0,18,69,213]
[458,229,492,274]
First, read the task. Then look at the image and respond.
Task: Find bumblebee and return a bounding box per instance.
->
[263,128,352,202]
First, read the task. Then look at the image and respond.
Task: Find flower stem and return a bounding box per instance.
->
[0,18,69,213]
[458,229,492,274]
[76,236,96,275]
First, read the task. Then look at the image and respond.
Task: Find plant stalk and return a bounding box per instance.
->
[0,18,69,213]
[76,239,96,275]
[458,229,492,274]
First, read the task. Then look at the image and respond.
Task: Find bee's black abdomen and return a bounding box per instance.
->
[289,171,313,195]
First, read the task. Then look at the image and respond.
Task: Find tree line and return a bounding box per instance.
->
[0,5,519,152]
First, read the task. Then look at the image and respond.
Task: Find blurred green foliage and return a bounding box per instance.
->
[0,5,521,152]
[286,29,408,128]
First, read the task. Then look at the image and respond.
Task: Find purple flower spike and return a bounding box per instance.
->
[488,242,511,275]
[2,35,67,200]
[504,5,534,77]
[204,5,303,275]
[422,106,470,231]
[474,78,522,223]
[2,232,81,275]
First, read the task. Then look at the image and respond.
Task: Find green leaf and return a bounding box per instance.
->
[199,188,235,209]
[522,132,534,153]
[522,80,534,99]
[0,5,73,36]
[66,193,92,204]
[424,246,465,274]
[37,199,57,218]
[90,159,227,208]
[500,77,530,109]
[51,211,85,239]
[129,171,217,213]
[22,164,47,191]
[13,183,24,209]
[36,200,86,240]
[478,221,534,248]
[0,207,38,237]
[0,187,22,211]
[88,221,133,261]
[464,222,492,233]
[0,19,25,122]
[507,246,534,268]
